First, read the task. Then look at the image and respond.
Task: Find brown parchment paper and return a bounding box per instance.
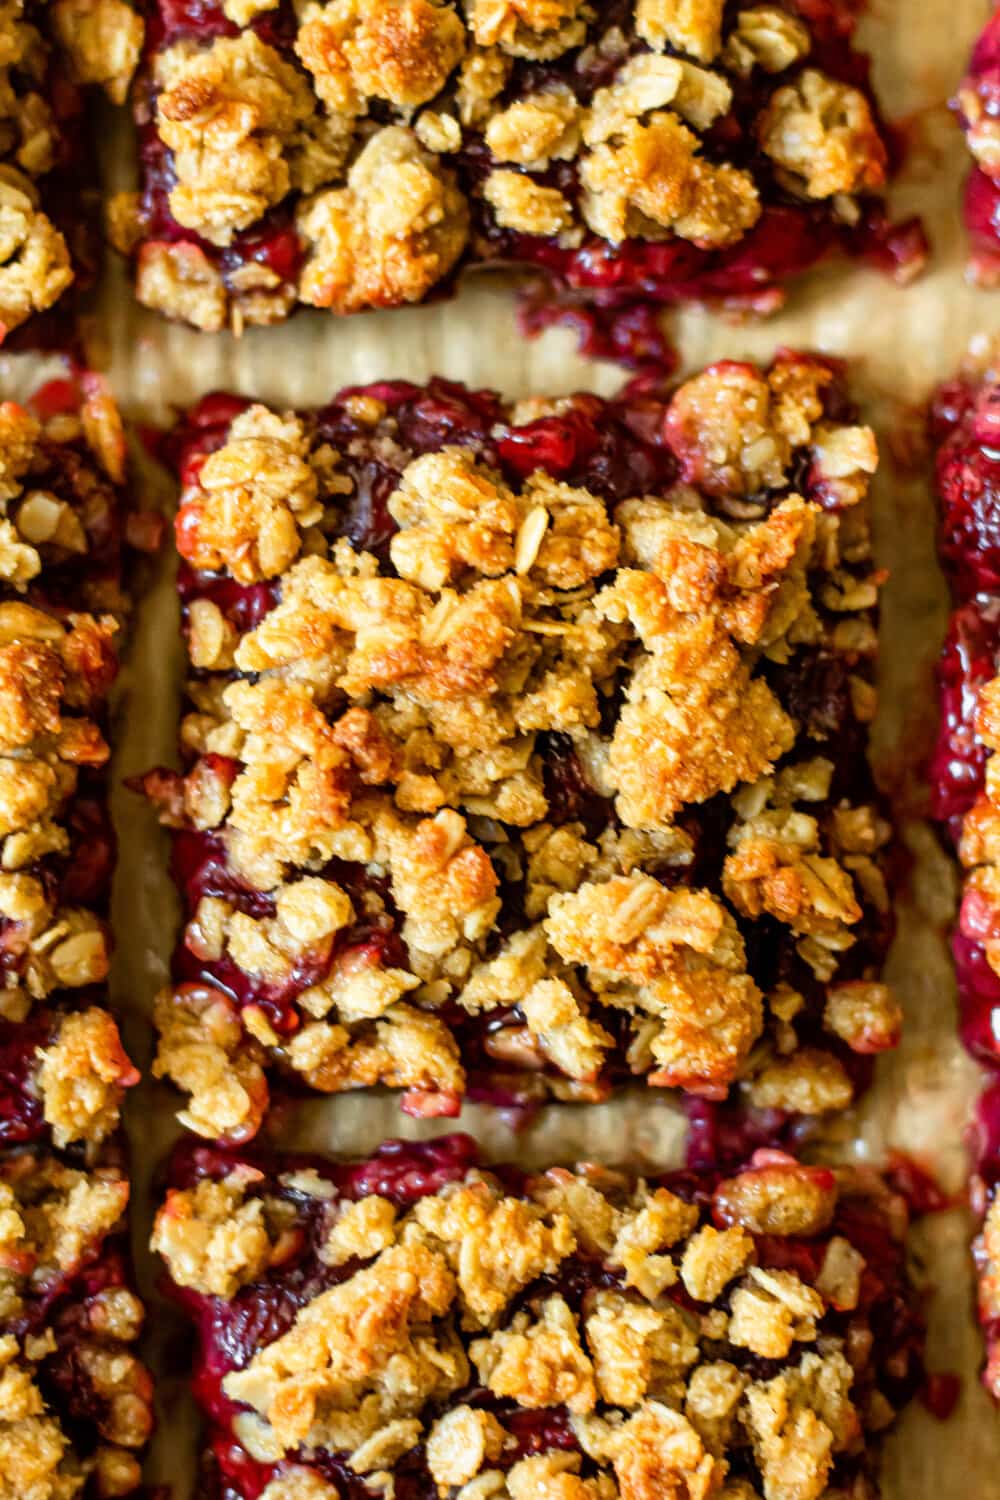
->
[4,0,1000,1489]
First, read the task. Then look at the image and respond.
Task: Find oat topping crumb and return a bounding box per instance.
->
[152,1170,281,1297]
[37,1008,138,1148]
[50,0,144,104]
[758,69,887,201]
[222,1241,466,1452]
[297,126,469,314]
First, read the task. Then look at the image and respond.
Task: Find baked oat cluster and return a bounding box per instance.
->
[0,1146,152,1499]
[955,7,1000,287]
[141,357,899,1142]
[0,377,140,1155]
[112,0,924,333]
[0,0,143,342]
[153,1133,924,1500]
[929,347,1000,1400]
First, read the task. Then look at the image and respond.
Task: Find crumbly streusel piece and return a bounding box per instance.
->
[154,1135,923,1500]
[115,0,922,333]
[145,358,893,1137]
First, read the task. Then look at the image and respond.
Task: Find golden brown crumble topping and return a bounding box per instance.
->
[0,599,123,1021]
[182,406,321,583]
[157,1151,910,1495]
[151,1168,286,1297]
[411,1176,575,1327]
[222,1241,466,1451]
[153,984,270,1142]
[580,112,760,248]
[757,69,887,201]
[0,385,146,1484]
[465,0,588,59]
[426,1404,507,1488]
[483,168,576,237]
[0,1154,130,1313]
[50,0,144,105]
[0,1151,150,1494]
[722,5,810,77]
[635,0,725,62]
[471,1294,596,1412]
[0,171,73,339]
[155,33,316,246]
[296,0,466,112]
[134,240,230,332]
[0,1336,86,1500]
[297,126,469,314]
[36,1008,139,1148]
[0,393,126,592]
[0,0,139,337]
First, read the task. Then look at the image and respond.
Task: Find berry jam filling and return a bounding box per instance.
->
[931,360,1000,1397]
[150,369,896,1132]
[0,1014,52,1144]
[127,0,926,338]
[957,9,1000,285]
[929,597,1000,838]
[159,1136,925,1500]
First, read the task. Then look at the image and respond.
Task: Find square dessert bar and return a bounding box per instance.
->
[955,8,1000,288]
[144,355,901,1143]
[930,349,1000,1399]
[0,0,143,344]
[153,1133,925,1500]
[0,1144,153,1497]
[113,0,925,335]
[0,377,141,1154]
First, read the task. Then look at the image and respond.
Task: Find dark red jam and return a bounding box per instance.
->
[930,361,1000,1397]
[162,1136,924,1500]
[957,10,1000,284]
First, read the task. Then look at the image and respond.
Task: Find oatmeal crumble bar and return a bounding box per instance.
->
[0,1145,152,1497]
[114,0,924,335]
[0,375,141,1154]
[141,357,898,1141]
[0,0,143,344]
[955,8,1000,288]
[0,379,151,1487]
[153,1133,924,1500]
[930,347,1000,1401]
